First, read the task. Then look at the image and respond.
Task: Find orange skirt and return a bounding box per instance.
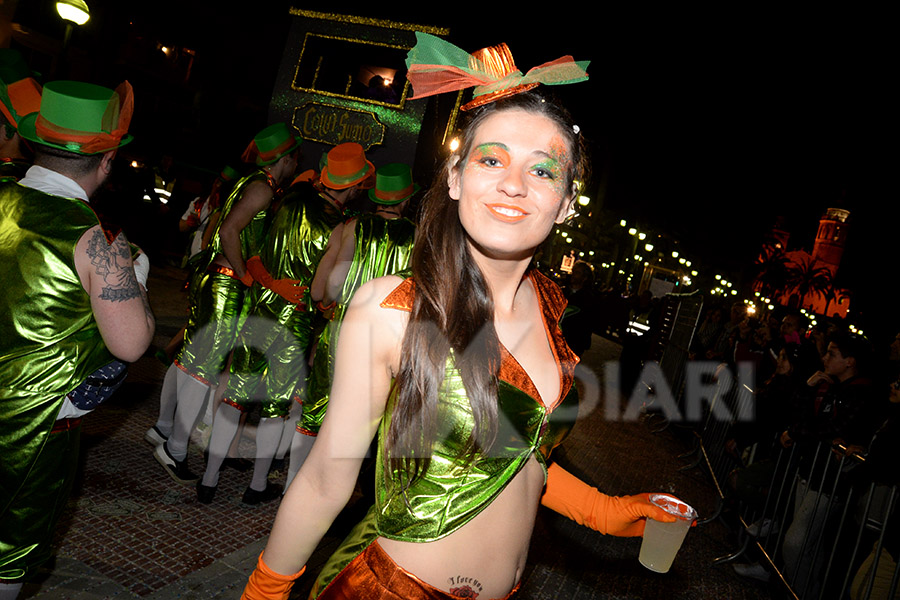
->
[318,540,520,600]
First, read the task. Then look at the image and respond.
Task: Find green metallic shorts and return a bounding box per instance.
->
[176,268,249,386]
[224,300,315,419]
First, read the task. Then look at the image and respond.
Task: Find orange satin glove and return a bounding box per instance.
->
[246,256,306,306]
[540,462,677,537]
[241,552,305,600]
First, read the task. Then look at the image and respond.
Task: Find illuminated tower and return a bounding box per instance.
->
[811,208,850,274]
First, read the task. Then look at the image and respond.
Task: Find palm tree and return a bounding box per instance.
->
[785,254,834,309]
[753,245,791,299]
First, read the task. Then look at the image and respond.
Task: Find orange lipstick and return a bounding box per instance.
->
[486,203,529,223]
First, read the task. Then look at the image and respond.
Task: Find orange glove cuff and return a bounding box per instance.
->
[246,256,273,287]
[540,463,676,537]
[241,552,305,600]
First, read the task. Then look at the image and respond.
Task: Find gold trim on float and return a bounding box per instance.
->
[287,9,450,35]
[291,32,413,108]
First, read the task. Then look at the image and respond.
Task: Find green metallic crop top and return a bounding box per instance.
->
[374,271,580,543]
[206,170,273,266]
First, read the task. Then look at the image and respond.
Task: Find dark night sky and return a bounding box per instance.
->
[12,3,895,337]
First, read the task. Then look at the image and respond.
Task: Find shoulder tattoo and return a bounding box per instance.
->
[86,229,142,303]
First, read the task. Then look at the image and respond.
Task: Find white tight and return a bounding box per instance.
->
[165,368,211,461]
[0,581,23,600]
[249,417,284,492]
[201,404,288,492]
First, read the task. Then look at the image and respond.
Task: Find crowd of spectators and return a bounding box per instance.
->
[552,261,900,598]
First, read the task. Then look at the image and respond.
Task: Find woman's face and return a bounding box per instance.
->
[889,378,900,404]
[449,109,575,262]
[776,349,794,376]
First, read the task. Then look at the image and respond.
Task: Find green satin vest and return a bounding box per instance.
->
[0,182,113,499]
[250,184,345,327]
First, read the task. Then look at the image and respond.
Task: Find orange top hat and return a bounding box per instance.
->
[460,43,538,111]
[319,142,375,190]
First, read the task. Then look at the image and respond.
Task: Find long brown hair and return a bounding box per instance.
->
[385,90,588,486]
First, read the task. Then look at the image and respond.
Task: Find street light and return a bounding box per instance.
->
[57,0,90,25]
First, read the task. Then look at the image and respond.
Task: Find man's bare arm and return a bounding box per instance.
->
[75,226,155,362]
[217,180,273,276]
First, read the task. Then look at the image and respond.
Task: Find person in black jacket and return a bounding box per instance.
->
[780,330,881,597]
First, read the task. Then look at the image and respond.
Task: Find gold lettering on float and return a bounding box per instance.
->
[294,102,384,149]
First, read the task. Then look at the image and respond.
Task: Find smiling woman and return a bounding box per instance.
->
[241,35,680,600]
[450,108,580,263]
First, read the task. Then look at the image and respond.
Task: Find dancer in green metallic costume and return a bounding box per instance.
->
[198,163,354,505]
[284,162,417,489]
[1,80,154,599]
[150,122,302,486]
[308,272,580,596]
[243,36,681,600]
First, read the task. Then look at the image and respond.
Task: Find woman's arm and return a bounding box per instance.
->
[252,276,406,577]
[541,462,677,537]
[218,180,273,278]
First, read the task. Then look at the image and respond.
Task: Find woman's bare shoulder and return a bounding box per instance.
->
[347,274,409,310]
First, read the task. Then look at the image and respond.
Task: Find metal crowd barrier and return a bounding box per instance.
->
[636,296,900,598]
[638,291,703,435]
[708,436,900,600]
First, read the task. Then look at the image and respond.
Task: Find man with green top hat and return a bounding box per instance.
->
[149,122,303,486]
[285,161,417,489]
[0,48,42,182]
[198,142,374,505]
[0,79,155,598]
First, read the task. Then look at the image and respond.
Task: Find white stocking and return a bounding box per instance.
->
[201,403,242,487]
[167,369,211,461]
[249,417,283,492]
[0,581,23,600]
[275,401,301,460]
[154,363,179,437]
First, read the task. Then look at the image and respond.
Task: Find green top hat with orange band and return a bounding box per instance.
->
[241,122,302,166]
[368,163,419,205]
[0,49,42,129]
[17,80,134,155]
[320,142,375,190]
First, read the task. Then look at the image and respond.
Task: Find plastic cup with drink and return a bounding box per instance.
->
[639,493,698,573]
